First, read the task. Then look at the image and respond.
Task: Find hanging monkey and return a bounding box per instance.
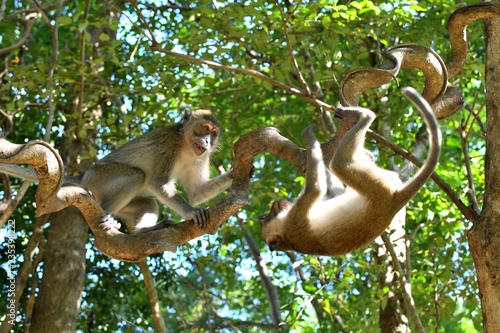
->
[82,109,233,234]
[260,87,442,256]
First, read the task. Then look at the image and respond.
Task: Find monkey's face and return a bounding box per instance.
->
[189,121,220,156]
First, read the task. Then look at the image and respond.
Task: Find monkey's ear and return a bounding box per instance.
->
[181,110,193,124]
[268,235,284,251]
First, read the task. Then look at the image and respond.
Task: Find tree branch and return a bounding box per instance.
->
[131,0,334,112]
[446,3,500,78]
[367,130,479,223]
[0,180,30,228]
[277,0,311,96]
[382,233,425,333]
[244,230,281,329]
[0,13,39,56]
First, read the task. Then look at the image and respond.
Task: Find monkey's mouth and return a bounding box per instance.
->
[193,143,207,155]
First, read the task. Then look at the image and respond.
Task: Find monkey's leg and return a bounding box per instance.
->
[325,169,346,199]
[117,196,164,234]
[298,126,328,209]
[332,107,391,198]
[83,162,147,214]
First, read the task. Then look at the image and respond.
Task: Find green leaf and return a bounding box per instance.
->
[57,16,73,25]
[99,33,110,42]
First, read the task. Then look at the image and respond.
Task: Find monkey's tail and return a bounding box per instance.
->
[395,87,442,202]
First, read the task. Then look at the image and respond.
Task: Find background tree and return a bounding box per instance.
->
[0,0,497,332]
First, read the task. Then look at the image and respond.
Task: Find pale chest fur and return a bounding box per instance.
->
[308,189,368,232]
[170,150,209,199]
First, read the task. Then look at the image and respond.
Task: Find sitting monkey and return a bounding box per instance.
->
[260,87,441,256]
[82,109,233,234]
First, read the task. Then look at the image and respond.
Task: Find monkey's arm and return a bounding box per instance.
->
[299,127,328,206]
[149,183,209,226]
[325,169,345,199]
[188,170,233,206]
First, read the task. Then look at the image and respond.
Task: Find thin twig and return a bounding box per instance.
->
[0,181,30,228]
[26,0,53,31]
[77,0,91,122]
[458,121,480,214]
[130,1,333,112]
[28,0,64,142]
[276,0,311,96]
[0,13,38,56]
[367,130,479,223]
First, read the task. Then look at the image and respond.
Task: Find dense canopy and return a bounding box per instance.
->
[1,1,499,332]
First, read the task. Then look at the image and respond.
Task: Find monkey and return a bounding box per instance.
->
[260,87,441,256]
[81,109,233,234]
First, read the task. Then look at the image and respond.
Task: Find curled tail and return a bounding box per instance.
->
[396,87,442,202]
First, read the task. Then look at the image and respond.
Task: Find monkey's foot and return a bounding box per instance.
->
[190,208,210,229]
[99,213,121,231]
[302,125,317,144]
[334,106,375,127]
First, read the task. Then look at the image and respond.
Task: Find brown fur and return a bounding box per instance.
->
[261,88,441,256]
[82,109,233,234]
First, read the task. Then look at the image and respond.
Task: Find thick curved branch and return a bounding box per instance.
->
[339,44,465,120]
[340,4,500,120]
[340,44,447,107]
[446,3,500,78]
[0,139,63,213]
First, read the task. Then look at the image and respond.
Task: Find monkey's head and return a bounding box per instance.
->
[182,109,220,156]
[260,199,294,252]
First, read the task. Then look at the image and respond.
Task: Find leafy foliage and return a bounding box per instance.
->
[0,0,486,331]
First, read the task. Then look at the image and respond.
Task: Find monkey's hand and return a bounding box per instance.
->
[99,213,121,231]
[187,207,210,228]
[302,125,317,144]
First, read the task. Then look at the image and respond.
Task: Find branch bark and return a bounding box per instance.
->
[468,4,500,331]
[244,231,282,329]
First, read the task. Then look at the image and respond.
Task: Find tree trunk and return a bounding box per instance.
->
[468,5,500,332]
[29,207,88,332]
[375,220,410,333]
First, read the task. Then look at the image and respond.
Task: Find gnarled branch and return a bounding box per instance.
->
[340,3,500,120]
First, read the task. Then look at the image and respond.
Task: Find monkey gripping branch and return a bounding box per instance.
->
[0,127,308,262]
[0,3,498,262]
